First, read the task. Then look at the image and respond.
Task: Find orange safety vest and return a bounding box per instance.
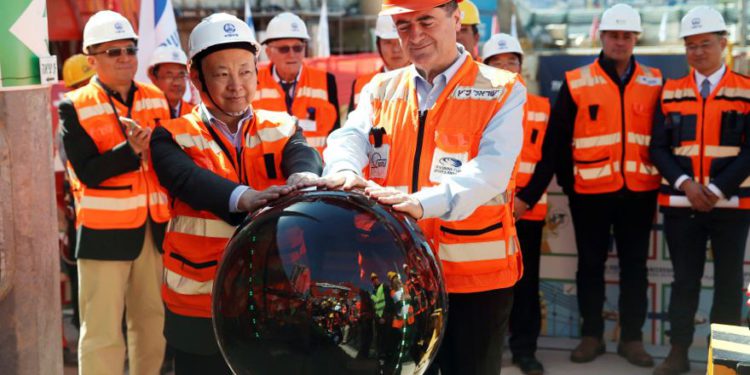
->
[254,65,338,154]
[566,60,663,194]
[365,59,523,294]
[174,99,195,119]
[351,70,380,110]
[517,93,551,221]
[65,80,171,230]
[658,69,750,210]
[160,107,297,318]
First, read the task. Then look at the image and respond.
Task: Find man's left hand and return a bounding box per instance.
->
[287,172,322,189]
[365,186,424,220]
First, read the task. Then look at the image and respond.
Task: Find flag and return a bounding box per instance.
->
[316,0,330,57]
[244,0,257,41]
[658,12,668,42]
[135,0,181,83]
[510,14,517,38]
[491,14,499,34]
[589,14,600,44]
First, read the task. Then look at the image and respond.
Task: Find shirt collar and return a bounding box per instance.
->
[199,102,253,130]
[272,65,303,83]
[94,76,138,105]
[412,44,468,88]
[695,64,726,87]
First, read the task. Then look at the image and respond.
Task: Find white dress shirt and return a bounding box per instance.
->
[323,44,525,221]
[673,64,727,198]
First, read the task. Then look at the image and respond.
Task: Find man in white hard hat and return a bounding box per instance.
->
[149,13,321,373]
[348,15,410,112]
[483,33,554,375]
[548,3,663,365]
[457,0,481,60]
[253,12,339,155]
[322,0,525,373]
[148,45,194,119]
[58,10,170,374]
[650,6,750,375]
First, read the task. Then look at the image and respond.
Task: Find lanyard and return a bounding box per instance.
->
[103,85,134,139]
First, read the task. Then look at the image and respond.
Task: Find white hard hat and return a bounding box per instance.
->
[83,10,138,53]
[599,4,642,33]
[188,13,260,62]
[375,15,399,40]
[679,6,727,38]
[262,12,310,44]
[148,46,188,71]
[482,33,524,63]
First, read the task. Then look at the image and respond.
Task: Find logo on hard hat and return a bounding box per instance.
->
[615,18,626,25]
[498,40,507,49]
[224,23,237,33]
[172,52,180,60]
[291,22,300,32]
[114,22,124,33]
[691,17,702,28]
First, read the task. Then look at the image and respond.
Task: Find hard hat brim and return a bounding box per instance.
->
[261,37,310,45]
[379,0,463,16]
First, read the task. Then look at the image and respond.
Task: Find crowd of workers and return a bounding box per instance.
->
[55,0,749,374]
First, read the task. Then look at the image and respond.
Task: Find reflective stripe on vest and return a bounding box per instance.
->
[65,80,172,229]
[658,69,750,210]
[167,215,235,239]
[164,268,214,295]
[566,61,663,194]
[367,58,522,293]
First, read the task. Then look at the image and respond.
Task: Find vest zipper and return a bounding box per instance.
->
[412,111,428,193]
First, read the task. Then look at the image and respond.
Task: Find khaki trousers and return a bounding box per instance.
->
[77,226,165,375]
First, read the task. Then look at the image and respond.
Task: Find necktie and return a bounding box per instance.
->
[700,79,711,99]
[280,81,296,114]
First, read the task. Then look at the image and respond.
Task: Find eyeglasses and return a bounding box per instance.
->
[89,46,138,58]
[156,72,188,82]
[271,45,305,54]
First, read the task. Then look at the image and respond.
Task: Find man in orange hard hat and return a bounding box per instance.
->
[321,0,525,373]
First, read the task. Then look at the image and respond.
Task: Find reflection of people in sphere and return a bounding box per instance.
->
[278,224,311,295]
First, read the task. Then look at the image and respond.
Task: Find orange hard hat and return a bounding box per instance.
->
[380,0,464,16]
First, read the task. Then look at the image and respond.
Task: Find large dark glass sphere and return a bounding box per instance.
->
[212,190,447,375]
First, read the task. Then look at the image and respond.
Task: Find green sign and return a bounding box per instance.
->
[0,0,50,87]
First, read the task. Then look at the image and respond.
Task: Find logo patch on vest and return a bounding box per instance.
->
[430,148,468,183]
[298,119,317,132]
[369,145,390,179]
[636,76,662,86]
[451,86,504,101]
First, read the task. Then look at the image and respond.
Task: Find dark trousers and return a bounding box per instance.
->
[569,191,656,341]
[663,209,750,346]
[510,219,544,358]
[426,287,514,375]
[174,348,232,375]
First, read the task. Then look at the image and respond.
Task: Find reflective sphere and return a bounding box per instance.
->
[212,190,447,375]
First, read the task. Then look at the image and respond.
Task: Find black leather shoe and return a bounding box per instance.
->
[513,356,545,375]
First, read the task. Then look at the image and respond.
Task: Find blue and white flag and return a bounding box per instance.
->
[316,0,330,57]
[135,0,182,83]
[245,0,258,42]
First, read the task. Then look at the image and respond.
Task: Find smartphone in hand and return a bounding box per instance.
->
[119,116,142,133]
